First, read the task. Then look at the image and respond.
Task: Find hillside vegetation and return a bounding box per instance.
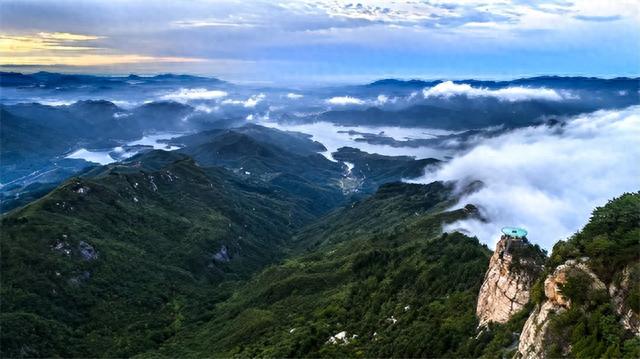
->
[149,181,493,358]
[1,151,316,357]
[537,192,640,358]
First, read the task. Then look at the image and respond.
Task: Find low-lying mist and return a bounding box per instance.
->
[259,121,458,160]
[413,106,640,250]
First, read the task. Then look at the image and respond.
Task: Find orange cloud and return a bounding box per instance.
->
[0,32,204,66]
[0,54,205,66]
[37,32,104,41]
[0,32,101,53]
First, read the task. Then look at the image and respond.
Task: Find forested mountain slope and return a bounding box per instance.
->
[148,181,494,358]
[146,191,640,359]
[515,192,640,358]
[0,150,320,357]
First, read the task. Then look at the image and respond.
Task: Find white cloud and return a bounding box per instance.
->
[172,18,257,28]
[65,148,114,165]
[221,99,243,105]
[312,1,435,23]
[160,88,228,102]
[194,104,219,113]
[374,94,399,105]
[222,93,266,108]
[325,96,366,105]
[248,112,271,121]
[280,0,636,30]
[324,94,397,107]
[422,81,571,102]
[113,112,131,119]
[110,100,138,109]
[286,92,304,99]
[412,106,640,250]
[39,99,75,106]
[245,93,266,107]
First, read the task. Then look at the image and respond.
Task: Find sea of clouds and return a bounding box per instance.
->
[422,81,576,102]
[160,88,229,101]
[322,81,577,108]
[413,106,640,250]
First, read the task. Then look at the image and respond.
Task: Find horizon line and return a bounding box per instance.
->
[2,68,639,87]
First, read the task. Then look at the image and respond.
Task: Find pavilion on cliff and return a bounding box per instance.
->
[499,226,528,257]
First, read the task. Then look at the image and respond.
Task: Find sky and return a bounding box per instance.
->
[1,0,639,84]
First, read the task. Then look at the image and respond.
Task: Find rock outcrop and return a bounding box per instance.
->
[609,264,640,335]
[476,235,544,326]
[516,260,605,359]
[212,245,231,263]
[516,300,562,359]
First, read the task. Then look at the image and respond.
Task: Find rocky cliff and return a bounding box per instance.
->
[513,193,640,359]
[609,263,640,336]
[476,235,545,326]
[516,259,605,359]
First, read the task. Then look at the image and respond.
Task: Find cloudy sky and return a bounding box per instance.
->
[1,0,638,83]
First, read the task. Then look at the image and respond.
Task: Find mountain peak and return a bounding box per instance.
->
[476,233,546,326]
[366,78,434,87]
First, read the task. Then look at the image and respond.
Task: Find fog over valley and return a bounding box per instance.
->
[415,106,640,248]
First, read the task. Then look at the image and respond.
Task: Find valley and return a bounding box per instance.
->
[1,72,638,358]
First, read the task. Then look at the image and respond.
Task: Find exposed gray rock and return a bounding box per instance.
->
[609,264,640,335]
[476,235,542,326]
[516,261,606,359]
[51,237,72,256]
[68,270,91,286]
[78,241,98,261]
[75,186,90,194]
[212,245,231,262]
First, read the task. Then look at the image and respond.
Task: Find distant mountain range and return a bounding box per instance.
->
[365,76,640,89]
[0,71,223,88]
[316,77,639,129]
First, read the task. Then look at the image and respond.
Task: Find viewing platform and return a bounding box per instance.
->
[498,226,529,259]
[501,226,528,240]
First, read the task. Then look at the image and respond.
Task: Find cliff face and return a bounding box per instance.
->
[473,194,640,358]
[609,264,640,336]
[476,235,544,326]
[516,260,606,359]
